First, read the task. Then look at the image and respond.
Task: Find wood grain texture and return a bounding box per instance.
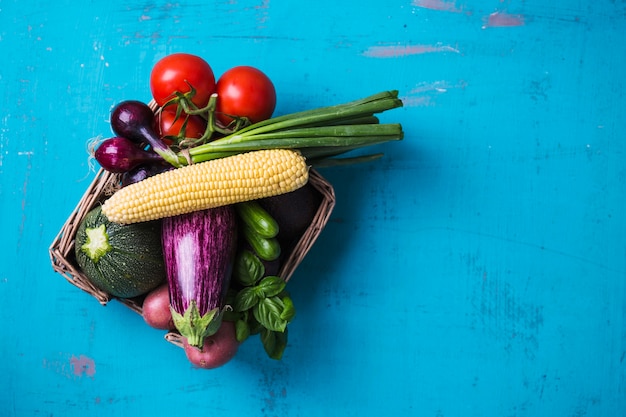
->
[1,0,625,416]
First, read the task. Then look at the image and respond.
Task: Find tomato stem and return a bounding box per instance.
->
[168,93,253,144]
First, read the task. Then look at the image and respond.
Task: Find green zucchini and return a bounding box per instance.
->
[74,206,166,298]
[235,201,279,239]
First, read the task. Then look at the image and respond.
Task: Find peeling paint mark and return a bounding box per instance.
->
[409,80,453,94]
[43,353,96,379]
[70,355,96,378]
[482,11,525,28]
[465,254,544,360]
[259,366,289,415]
[401,96,434,107]
[401,80,467,106]
[17,151,33,251]
[413,0,462,13]
[362,44,459,58]
[255,0,271,29]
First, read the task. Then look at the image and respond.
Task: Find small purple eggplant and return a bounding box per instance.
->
[121,163,173,187]
[162,206,238,348]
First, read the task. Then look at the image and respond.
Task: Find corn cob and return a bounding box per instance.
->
[102,149,309,224]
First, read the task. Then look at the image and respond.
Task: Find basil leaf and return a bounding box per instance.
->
[235,319,250,343]
[253,296,287,332]
[234,250,265,286]
[234,287,260,312]
[280,295,296,322]
[248,316,263,335]
[261,328,288,360]
[256,276,286,298]
[260,328,276,358]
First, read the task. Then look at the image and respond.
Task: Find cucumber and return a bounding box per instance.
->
[74,206,166,298]
[235,201,279,239]
[242,224,281,262]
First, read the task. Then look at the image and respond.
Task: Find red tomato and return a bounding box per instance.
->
[215,66,277,125]
[150,53,216,108]
[155,108,207,141]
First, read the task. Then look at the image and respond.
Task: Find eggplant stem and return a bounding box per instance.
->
[170,301,224,348]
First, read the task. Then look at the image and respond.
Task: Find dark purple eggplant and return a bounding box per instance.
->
[110,100,183,168]
[94,136,163,174]
[259,182,323,255]
[162,206,238,348]
[121,163,173,187]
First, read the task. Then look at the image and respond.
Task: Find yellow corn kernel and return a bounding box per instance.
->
[102,149,309,224]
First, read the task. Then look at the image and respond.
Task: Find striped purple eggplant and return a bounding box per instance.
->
[161,206,238,348]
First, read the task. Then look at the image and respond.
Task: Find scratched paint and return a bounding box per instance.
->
[413,0,526,29]
[17,151,33,251]
[70,355,96,378]
[362,44,460,58]
[413,0,463,13]
[248,363,291,416]
[255,0,271,29]
[482,11,525,28]
[401,80,467,107]
[41,354,96,379]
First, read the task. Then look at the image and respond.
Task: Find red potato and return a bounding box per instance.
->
[183,321,240,369]
[142,284,175,330]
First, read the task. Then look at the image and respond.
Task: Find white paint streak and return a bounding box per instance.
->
[482,11,525,29]
[413,0,462,13]
[401,80,467,107]
[362,44,460,58]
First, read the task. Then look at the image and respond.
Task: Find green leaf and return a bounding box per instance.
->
[248,316,263,335]
[260,328,276,358]
[256,276,286,298]
[234,287,260,312]
[261,328,288,360]
[234,250,265,286]
[235,319,250,343]
[170,302,222,349]
[253,296,287,332]
[280,295,296,322]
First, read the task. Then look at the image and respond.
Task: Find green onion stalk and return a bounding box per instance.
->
[170,90,404,167]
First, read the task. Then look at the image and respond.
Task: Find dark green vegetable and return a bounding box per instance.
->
[258,183,322,254]
[261,328,289,360]
[233,250,265,287]
[235,201,279,239]
[242,225,281,261]
[228,246,295,360]
[74,206,166,298]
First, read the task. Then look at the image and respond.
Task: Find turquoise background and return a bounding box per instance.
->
[2,0,625,416]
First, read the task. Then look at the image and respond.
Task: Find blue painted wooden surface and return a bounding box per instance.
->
[2,0,625,415]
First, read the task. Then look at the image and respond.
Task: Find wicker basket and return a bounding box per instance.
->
[49,166,335,347]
